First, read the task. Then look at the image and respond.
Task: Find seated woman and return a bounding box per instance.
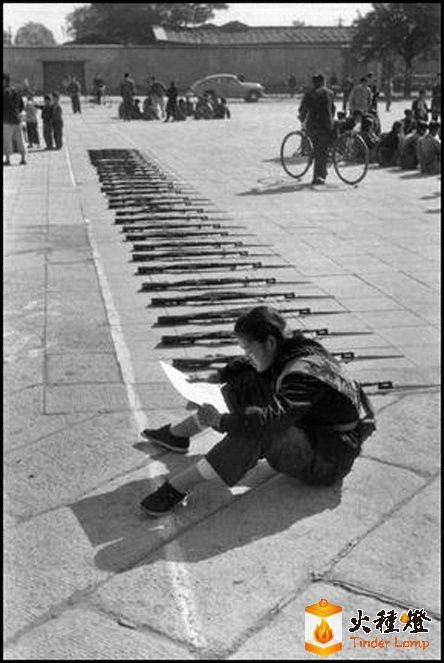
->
[377,121,402,166]
[175,98,187,121]
[131,98,143,119]
[140,306,375,517]
[359,113,379,162]
[142,96,158,120]
[399,119,428,170]
[194,94,214,119]
[213,97,231,119]
[184,95,195,117]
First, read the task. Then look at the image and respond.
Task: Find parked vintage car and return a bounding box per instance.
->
[189,73,266,102]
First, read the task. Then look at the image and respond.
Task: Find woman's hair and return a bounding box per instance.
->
[234,306,287,344]
[234,306,334,362]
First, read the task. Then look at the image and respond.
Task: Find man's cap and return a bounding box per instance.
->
[312,72,325,82]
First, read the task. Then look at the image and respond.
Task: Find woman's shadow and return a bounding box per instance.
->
[69,440,343,572]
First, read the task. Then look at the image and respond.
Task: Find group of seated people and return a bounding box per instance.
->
[193,93,231,120]
[334,107,441,175]
[118,93,230,122]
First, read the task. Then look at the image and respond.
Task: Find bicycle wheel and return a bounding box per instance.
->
[280,131,313,179]
[333,133,369,185]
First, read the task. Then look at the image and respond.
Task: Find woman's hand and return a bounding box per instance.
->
[197,403,222,428]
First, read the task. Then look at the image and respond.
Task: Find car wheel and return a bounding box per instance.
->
[246,91,260,102]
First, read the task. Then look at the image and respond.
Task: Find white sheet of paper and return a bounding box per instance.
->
[160,361,229,413]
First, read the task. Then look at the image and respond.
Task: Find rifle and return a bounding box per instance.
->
[137,260,292,274]
[140,276,312,292]
[156,306,345,327]
[109,201,209,211]
[116,210,229,221]
[105,192,214,202]
[360,380,441,393]
[170,351,404,371]
[129,231,254,240]
[149,290,333,307]
[129,239,249,249]
[124,226,247,237]
[159,327,374,347]
[101,183,203,193]
[132,249,272,262]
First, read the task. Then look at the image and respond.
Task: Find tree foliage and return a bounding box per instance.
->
[14,21,57,46]
[351,4,441,71]
[66,3,228,44]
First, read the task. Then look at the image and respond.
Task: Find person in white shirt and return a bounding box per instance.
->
[24,95,40,148]
[349,77,371,116]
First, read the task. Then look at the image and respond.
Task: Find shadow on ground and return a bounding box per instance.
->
[400,171,439,180]
[69,448,343,572]
[238,181,343,196]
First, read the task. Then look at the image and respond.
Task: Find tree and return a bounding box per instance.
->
[66,3,228,44]
[4,28,13,45]
[14,21,57,46]
[351,3,441,97]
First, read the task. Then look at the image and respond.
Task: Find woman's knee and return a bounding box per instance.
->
[205,434,264,487]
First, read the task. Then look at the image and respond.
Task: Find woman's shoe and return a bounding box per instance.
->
[140,481,187,517]
[140,425,190,453]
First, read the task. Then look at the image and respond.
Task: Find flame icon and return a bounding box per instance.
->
[313,618,334,644]
[400,612,409,623]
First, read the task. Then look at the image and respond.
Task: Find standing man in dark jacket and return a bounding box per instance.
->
[164,81,178,122]
[3,73,27,166]
[120,72,136,121]
[298,72,335,185]
[67,76,82,114]
[51,92,64,149]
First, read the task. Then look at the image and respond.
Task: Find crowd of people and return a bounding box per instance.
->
[118,72,231,122]
[298,70,441,183]
[3,73,66,164]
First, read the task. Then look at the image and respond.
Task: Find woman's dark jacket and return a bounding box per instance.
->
[218,337,363,464]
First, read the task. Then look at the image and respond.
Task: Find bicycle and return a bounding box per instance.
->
[280,125,369,185]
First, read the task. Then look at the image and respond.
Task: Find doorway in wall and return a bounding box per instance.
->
[42,61,86,94]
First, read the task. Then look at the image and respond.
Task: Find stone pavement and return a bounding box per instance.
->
[4,98,440,659]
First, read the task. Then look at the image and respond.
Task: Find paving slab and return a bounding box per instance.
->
[4,411,143,518]
[360,391,440,476]
[330,477,440,614]
[3,607,192,660]
[229,582,441,660]
[4,385,95,452]
[46,352,122,384]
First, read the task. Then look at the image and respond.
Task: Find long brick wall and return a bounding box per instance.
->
[3,44,439,96]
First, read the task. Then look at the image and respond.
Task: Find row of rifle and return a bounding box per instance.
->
[88,149,433,394]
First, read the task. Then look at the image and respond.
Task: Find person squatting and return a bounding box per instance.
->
[140,306,376,517]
